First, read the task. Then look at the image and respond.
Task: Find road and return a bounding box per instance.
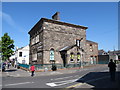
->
[2,64,120,89]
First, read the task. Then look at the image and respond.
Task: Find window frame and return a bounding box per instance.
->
[70,52,74,62]
[19,52,22,57]
[50,49,55,61]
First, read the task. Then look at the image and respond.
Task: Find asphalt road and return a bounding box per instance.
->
[2,64,120,89]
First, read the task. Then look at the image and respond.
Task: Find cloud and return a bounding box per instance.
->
[1,11,25,33]
[1,11,16,28]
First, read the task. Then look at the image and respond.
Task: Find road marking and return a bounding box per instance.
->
[5,82,34,86]
[51,75,79,81]
[46,79,78,87]
[50,71,63,75]
[66,83,83,88]
[46,83,57,87]
[47,73,87,87]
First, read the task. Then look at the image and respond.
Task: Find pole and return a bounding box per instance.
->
[81,54,83,68]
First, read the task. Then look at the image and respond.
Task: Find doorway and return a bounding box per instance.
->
[60,51,67,67]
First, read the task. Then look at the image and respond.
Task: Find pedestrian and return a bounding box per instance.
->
[108,59,117,81]
[30,64,35,77]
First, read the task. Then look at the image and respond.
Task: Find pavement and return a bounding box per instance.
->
[2,64,107,77]
[2,64,120,89]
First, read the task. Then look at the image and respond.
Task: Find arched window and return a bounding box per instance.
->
[77,52,81,62]
[70,52,74,62]
[50,49,54,61]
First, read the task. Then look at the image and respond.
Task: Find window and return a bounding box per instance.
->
[31,37,36,45]
[70,52,74,62]
[22,60,25,64]
[36,35,39,43]
[90,56,94,64]
[50,49,54,61]
[76,39,80,47]
[19,52,22,57]
[77,53,81,62]
[90,44,93,52]
[32,53,37,61]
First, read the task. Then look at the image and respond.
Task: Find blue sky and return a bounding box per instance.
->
[2,2,118,51]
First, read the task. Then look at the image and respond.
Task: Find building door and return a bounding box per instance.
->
[90,56,93,64]
[60,51,67,67]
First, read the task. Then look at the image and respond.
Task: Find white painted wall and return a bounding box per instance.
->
[15,45,29,65]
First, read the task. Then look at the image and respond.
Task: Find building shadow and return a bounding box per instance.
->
[5,69,17,72]
[76,71,120,89]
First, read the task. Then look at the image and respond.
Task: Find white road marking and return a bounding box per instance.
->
[17,74,20,76]
[47,73,87,87]
[51,75,79,81]
[50,71,63,75]
[46,83,57,87]
[4,82,34,86]
[46,79,78,87]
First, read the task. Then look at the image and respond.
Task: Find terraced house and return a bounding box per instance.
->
[28,12,98,68]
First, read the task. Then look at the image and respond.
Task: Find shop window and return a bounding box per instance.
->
[70,52,74,62]
[50,49,54,61]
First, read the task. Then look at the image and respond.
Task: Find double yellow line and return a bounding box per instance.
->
[66,83,83,88]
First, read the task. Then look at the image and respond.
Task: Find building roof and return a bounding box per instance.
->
[41,18,88,29]
[86,40,98,44]
[59,44,85,52]
[59,45,75,51]
[108,50,120,55]
[28,18,88,34]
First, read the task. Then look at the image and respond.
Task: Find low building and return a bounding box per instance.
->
[15,45,29,65]
[98,49,108,55]
[98,49,109,64]
[108,50,120,61]
[28,12,98,68]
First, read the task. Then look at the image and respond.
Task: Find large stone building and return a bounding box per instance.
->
[28,12,98,68]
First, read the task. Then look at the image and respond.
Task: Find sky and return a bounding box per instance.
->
[1,2,118,52]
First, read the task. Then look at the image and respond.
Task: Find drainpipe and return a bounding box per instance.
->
[81,54,83,68]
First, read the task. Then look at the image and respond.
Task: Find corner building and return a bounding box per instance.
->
[28,16,98,68]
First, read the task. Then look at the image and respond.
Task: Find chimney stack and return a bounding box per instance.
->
[52,12,60,21]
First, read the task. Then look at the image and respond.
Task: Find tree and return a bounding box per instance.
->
[0,33,15,62]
